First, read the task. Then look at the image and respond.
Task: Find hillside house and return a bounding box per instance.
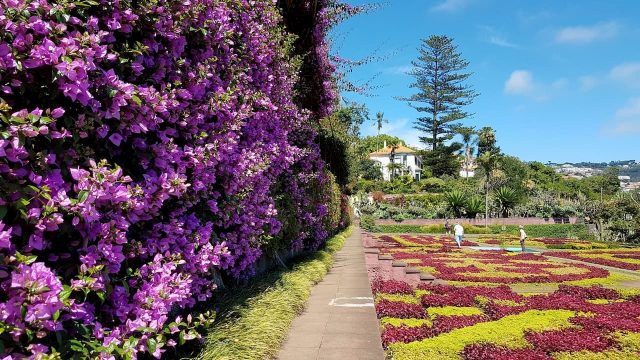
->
[369,142,422,181]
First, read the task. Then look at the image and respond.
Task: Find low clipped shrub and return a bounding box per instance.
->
[360,215,378,232]
[489,224,593,240]
[420,224,445,233]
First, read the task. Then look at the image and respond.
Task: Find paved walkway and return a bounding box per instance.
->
[278,228,384,360]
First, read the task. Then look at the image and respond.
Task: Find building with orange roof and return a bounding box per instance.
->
[368,141,422,181]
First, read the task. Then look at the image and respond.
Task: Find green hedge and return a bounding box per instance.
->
[372,223,593,240]
[487,224,593,240]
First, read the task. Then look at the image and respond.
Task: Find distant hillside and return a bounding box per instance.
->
[548,160,640,181]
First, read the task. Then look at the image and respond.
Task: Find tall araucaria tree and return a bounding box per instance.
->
[402,35,477,150]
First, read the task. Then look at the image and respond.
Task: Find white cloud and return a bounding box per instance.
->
[610,62,640,87]
[431,0,470,13]
[384,65,412,75]
[555,21,619,44]
[489,36,518,48]
[606,97,640,135]
[551,78,569,90]
[478,25,519,48]
[504,70,535,95]
[579,75,598,91]
[504,71,569,100]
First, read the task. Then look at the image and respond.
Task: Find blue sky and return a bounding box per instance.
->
[332,0,640,163]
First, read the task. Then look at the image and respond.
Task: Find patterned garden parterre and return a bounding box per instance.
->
[373,279,640,359]
[369,233,640,359]
[390,248,617,285]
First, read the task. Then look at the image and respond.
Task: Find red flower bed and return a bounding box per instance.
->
[555,284,620,300]
[546,251,640,271]
[381,324,432,346]
[431,314,488,334]
[614,254,640,260]
[371,279,414,295]
[375,299,426,319]
[462,343,552,360]
[381,315,488,346]
[525,328,615,353]
[420,284,523,308]
[483,303,528,320]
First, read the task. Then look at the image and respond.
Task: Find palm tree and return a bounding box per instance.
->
[374,112,388,150]
[465,196,484,219]
[456,126,477,178]
[477,126,499,157]
[387,141,400,179]
[495,186,519,218]
[477,151,501,226]
[445,190,466,218]
[387,162,403,180]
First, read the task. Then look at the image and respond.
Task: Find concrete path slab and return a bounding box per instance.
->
[277,228,384,360]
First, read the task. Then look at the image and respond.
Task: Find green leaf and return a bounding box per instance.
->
[0,206,7,219]
[17,198,30,208]
[39,116,54,125]
[68,339,87,353]
[59,285,73,303]
[147,338,157,354]
[131,95,142,105]
[77,190,89,203]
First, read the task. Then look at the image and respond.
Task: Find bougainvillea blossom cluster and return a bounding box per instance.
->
[0,0,345,358]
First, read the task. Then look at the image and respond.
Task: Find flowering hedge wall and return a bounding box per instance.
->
[0,0,346,358]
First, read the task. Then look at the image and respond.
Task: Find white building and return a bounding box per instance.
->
[369,142,422,181]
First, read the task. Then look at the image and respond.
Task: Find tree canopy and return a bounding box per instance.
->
[402,35,477,150]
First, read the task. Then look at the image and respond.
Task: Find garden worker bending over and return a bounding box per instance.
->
[445,219,451,235]
[519,225,528,252]
[453,223,464,248]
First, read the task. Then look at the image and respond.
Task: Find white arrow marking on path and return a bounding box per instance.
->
[328,297,374,307]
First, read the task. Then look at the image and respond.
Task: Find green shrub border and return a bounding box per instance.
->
[371,223,592,240]
[192,226,353,360]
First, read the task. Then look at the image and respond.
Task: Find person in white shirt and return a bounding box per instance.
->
[453,223,464,248]
[519,225,528,252]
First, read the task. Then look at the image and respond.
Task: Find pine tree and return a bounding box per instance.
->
[402,35,477,150]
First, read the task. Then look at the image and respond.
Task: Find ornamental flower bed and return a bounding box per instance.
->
[0,0,349,358]
[373,279,640,359]
[546,250,640,271]
[389,249,610,284]
[370,232,640,359]
[376,234,478,249]
[482,236,607,250]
